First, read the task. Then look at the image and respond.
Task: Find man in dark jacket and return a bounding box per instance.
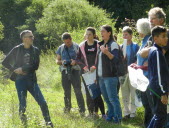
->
[2,30,53,127]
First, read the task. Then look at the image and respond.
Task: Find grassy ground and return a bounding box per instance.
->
[0,51,145,128]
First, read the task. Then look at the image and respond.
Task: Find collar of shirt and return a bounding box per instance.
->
[154,43,162,51]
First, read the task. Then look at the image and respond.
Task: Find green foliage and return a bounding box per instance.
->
[88,0,169,28]
[17,0,52,50]
[0,21,4,40]
[0,0,32,52]
[36,0,114,47]
[165,5,169,26]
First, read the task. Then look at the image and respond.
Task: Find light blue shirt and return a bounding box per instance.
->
[137,35,150,77]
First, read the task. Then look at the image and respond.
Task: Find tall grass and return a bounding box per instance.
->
[0,30,144,128]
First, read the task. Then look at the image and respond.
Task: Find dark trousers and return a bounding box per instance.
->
[15,76,51,124]
[62,70,85,113]
[82,78,105,115]
[148,95,167,128]
[141,89,154,128]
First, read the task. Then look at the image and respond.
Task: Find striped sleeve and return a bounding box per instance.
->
[156,50,166,94]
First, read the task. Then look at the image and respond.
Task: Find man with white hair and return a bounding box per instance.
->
[136,18,153,128]
[139,7,168,58]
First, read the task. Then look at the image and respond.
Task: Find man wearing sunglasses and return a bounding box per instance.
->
[2,30,53,127]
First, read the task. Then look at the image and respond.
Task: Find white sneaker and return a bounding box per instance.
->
[130,113,136,118]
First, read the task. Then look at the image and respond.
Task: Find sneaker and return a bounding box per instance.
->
[122,114,130,120]
[80,112,85,117]
[106,116,113,122]
[46,122,53,128]
[130,113,136,118]
[102,115,107,120]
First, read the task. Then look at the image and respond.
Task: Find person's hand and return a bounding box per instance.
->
[90,66,96,72]
[14,68,26,75]
[71,59,76,66]
[62,60,66,65]
[143,61,148,66]
[100,45,109,55]
[83,66,89,73]
[161,95,168,105]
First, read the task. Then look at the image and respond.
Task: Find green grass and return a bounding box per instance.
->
[0,51,145,128]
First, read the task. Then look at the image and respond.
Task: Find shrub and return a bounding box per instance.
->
[0,21,4,41]
[36,0,115,47]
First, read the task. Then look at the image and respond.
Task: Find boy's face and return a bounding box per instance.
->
[154,32,168,47]
[123,32,132,42]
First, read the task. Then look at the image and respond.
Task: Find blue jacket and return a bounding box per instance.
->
[137,35,150,77]
[148,43,169,96]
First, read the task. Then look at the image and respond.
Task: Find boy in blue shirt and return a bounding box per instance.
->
[120,26,139,119]
[148,26,169,128]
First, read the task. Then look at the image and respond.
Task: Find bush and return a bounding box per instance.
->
[0,21,4,41]
[36,0,115,47]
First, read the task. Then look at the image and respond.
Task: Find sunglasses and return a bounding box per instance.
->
[24,36,34,39]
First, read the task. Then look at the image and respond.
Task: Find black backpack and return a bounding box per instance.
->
[116,45,127,77]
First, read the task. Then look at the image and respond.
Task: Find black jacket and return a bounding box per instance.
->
[2,43,40,81]
[96,39,119,78]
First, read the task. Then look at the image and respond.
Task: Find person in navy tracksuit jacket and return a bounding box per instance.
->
[148,26,169,128]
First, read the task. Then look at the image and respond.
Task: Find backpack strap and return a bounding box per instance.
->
[60,43,78,58]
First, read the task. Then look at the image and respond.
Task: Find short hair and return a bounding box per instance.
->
[20,30,32,39]
[122,26,133,35]
[136,18,151,35]
[151,26,167,38]
[148,7,166,22]
[62,32,72,40]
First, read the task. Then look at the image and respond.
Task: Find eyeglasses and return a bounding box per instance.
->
[24,36,34,39]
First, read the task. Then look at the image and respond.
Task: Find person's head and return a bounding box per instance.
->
[20,30,34,46]
[62,32,72,47]
[85,27,96,41]
[101,25,114,42]
[136,18,151,38]
[122,26,133,43]
[152,26,168,47]
[148,7,166,28]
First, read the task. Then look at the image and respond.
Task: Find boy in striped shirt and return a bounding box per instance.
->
[148,26,169,128]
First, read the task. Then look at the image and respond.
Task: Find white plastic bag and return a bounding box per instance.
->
[128,66,149,92]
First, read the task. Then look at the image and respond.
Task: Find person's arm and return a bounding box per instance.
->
[2,47,17,71]
[155,50,168,99]
[56,54,63,65]
[75,47,89,72]
[139,47,151,58]
[22,48,40,73]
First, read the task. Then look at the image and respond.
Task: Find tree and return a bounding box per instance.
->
[88,0,169,28]
[0,21,4,41]
[36,0,114,47]
[0,0,31,53]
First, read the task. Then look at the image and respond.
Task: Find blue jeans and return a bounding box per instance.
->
[15,76,51,123]
[99,77,122,122]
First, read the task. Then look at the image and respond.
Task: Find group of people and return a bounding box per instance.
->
[2,6,169,128]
